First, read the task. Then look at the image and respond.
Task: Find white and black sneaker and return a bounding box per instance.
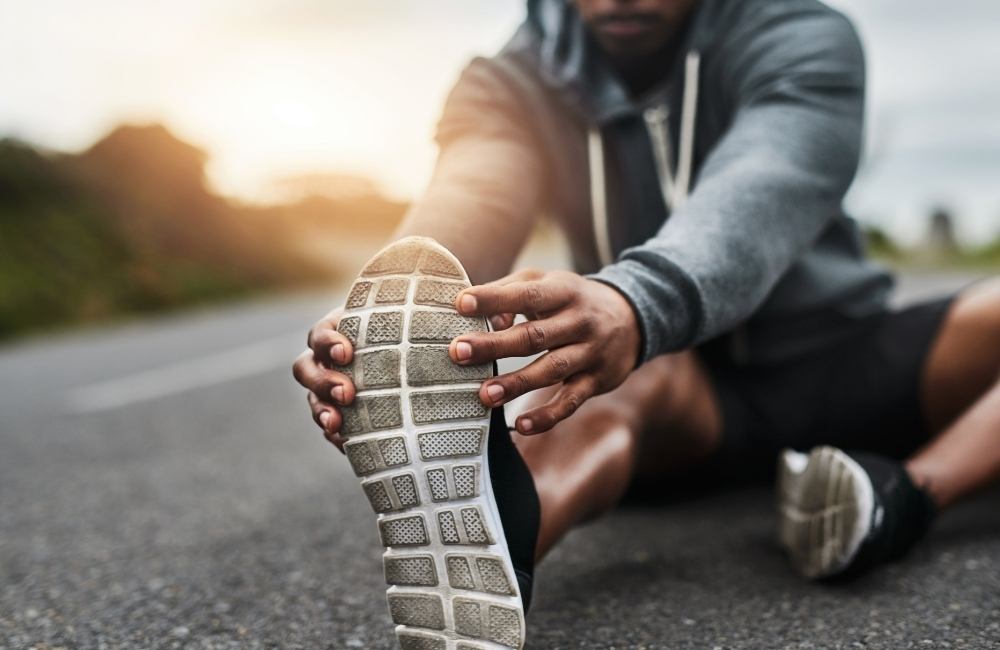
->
[334,236,539,649]
[777,446,935,580]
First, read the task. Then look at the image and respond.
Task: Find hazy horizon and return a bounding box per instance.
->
[3,0,998,246]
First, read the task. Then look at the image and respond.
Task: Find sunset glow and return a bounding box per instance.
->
[1,1,524,202]
[2,0,999,243]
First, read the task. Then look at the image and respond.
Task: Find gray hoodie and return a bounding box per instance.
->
[433,0,894,365]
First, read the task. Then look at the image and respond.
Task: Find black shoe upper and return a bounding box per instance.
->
[487,404,541,611]
[841,451,936,578]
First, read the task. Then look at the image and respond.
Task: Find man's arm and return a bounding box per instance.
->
[294,60,542,446]
[449,9,868,433]
[395,60,542,284]
[595,9,866,362]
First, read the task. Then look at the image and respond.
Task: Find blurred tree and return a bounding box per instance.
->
[863,225,900,260]
[925,206,959,256]
[0,125,406,339]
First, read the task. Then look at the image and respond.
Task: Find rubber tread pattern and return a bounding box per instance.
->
[453,599,483,637]
[399,635,447,650]
[367,311,403,345]
[411,390,486,425]
[461,507,491,544]
[426,468,449,502]
[476,557,514,595]
[446,555,475,590]
[392,474,419,508]
[488,605,521,648]
[417,429,485,460]
[387,594,445,630]
[346,281,372,308]
[377,437,409,467]
[341,349,400,390]
[409,312,486,343]
[362,243,421,277]
[380,515,429,547]
[344,441,377,476]
[415,279,465,308]
[407,347,490,386]
[338,316,361,345]
[363,480,394,513]
[419,250,464,278]
[340,395,402,435]
[453,465,477,498]
[376,278,410,304]
[438,511,460,544]
[384,555,438,587]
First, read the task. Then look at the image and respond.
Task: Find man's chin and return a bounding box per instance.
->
[595,37,665,63]
[595,32,663,63]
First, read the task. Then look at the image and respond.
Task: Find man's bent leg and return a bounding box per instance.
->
[507,350,723,560]
[906,277,1000,508]
[777,277,1000,579]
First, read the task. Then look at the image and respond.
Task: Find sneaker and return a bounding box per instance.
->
[777,445,935,580]
[334,236,539,649]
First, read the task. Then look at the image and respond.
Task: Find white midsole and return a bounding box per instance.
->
[777,446,874,579]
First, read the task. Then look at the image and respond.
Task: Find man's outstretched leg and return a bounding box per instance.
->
[315,236,723,648]
[779,278,1000,579]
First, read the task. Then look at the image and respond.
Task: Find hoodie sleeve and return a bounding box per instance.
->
[395,58,543,285]
[593,9,866,363]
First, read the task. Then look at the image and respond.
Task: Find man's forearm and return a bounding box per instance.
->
[392,136,540,285]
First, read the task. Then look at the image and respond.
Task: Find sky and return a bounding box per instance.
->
[2,0,998,245]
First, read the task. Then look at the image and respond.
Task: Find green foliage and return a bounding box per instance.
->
[864,224,1000,270]
[0,129,393,340]
[863,225,901,260]
[956,240,1000,268]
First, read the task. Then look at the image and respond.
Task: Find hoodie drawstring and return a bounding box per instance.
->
[587,128,614,269]
[588,50,701,267]
[674,50,701,209]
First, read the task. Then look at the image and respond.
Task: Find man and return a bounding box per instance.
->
[293,0,1000,646]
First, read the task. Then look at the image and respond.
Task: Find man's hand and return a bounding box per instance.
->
[292,306,356,450]
[448,269,641,435]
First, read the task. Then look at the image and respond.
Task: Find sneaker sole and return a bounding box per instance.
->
[335,236,526,650]
[776,446,874,579]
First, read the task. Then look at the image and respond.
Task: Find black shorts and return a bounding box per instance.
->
[699,295,957,483]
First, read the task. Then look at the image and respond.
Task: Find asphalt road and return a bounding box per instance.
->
[1,270,999,649]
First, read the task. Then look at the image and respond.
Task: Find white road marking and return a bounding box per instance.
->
[65,332,305,414]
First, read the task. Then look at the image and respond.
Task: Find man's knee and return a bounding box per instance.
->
[938,277,1000,364]
[630,349,722,452]
[647,349,718,425]
[922,276,1000,430]
[955,276,1000,326]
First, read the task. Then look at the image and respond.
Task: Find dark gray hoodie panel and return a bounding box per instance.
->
[442,0,894,364]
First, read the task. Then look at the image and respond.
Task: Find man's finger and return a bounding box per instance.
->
[293,350,356,405]
[488,313,516,332]
[451,315,585,364]
[324,430,346,451]
[515,374,598,435]
[456,279,573,317]
[307,391,346,451]
[307,325,354,366]
[307,390,340,431]
[476,346,590,406]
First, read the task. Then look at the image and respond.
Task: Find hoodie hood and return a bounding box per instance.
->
[519,0,716,123]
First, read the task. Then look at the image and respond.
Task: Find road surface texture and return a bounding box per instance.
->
[1,269,998,649]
